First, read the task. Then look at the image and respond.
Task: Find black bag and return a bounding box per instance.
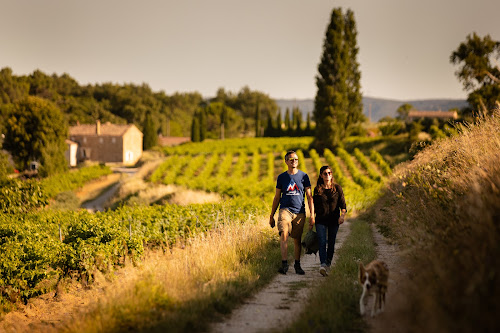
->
[301,229,319,255]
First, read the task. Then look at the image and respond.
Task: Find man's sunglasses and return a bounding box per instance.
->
[288,158,299,162]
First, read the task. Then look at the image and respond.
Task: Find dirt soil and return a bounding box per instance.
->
[210,221,351,333]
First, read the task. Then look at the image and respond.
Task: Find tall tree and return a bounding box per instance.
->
[143,111,158,150]
[4,96,68,176]
[451,33,500,114]
[397,103,413,120]
[313,7,363,149]
[306,113,312,135]
[255,104,261,137]
[191,113,200,142]
[199,108,207,141]
[284,108,291,134]
[264,113,275,137]
[276,112,283,136]
[344,10,364,130]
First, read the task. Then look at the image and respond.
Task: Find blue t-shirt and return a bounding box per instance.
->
[276,170,311,214]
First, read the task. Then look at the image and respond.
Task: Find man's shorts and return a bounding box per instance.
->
[277,208,306,239]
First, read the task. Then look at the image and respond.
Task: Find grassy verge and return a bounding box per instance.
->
[285,217,376,333]
[61,218,281,333]
[365,111,500,332]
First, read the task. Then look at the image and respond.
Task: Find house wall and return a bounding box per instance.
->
[65,143,78,167]
[122,126,143,165]
[71,135,124,163]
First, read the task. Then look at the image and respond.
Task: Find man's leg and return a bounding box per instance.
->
[291,213,306,275]
[277,209,292,274]
[280,229,289,261]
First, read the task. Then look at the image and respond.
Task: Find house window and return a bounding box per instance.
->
[125,151,133,162]
[83,137,87,143]
[112,137,116,144]
[99,137,104,144]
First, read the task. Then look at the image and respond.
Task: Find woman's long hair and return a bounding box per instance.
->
[315,165,336,195]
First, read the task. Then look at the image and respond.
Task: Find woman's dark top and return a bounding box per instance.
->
[313,184,346,225]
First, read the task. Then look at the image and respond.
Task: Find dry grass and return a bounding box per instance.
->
[55,217,279,333]
[373,111,500,332]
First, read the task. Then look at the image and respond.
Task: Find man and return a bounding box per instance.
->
[269,150,315,275]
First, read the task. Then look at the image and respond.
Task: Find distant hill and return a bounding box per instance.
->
[275,97,469,122]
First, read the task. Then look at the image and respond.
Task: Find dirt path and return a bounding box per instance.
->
[210,221,351,333]
[365,224,411,333]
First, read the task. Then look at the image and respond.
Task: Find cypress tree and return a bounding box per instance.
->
[294,108,303,135]
[199,108,206,141]
[284,108,291,134]
[276,112,283,136]
[191,113,200,142]
[143,111,158,150]
[344,9,364,130]
[306,113,312,135]
[220,106,228,140]
[265,113,274,137]
[313,7,363,149]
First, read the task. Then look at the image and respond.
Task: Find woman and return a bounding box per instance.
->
[313,165,347,276]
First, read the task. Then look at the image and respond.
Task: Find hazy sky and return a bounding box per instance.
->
[1,0,499,101]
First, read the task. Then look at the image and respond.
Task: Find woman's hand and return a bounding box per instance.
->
[309,216,315,230]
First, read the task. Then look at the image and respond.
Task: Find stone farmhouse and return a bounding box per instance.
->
[68,120,143,166]
[407,110,458,122]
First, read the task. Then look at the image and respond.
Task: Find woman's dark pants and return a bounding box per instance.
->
[316,222,340,266]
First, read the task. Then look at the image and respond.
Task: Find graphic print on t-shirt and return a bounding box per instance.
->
[286,179,300,195]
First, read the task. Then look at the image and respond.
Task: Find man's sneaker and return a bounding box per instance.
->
[319,266,328,276]
[278,263,289,274]
[294,263,305,275]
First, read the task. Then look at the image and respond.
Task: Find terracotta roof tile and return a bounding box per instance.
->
[408,110,458,119]
[69,123,133,136]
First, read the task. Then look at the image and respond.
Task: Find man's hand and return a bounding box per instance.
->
[338,216,344,225]
[269,216,276,228]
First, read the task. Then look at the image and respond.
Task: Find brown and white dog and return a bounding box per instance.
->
[359,260,389,317]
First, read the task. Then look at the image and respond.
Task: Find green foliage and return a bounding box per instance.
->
[397,103,413,120]
[450,33,500,114]
[0,198,268,306]
[51,191,80,211]
[379,118,405,136]
[163,137,313,156]
[0,135,400,311]
[199,108,207,141]
[353,148,382,181]
[429,124,446,139]
[0,151,13,180]
[40,165,112,198]
[0,68,283,139]
[369,149,392,176]
[191,115,200,142]
[0,179,49,214]
[336,147,377,188]
[313,8,363,149]
[3,96,68,176]
[143,112,158,150]
[374,112,500,331]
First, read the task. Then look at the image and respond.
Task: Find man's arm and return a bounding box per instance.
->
[269,188,281,228]
[305,187,315,230]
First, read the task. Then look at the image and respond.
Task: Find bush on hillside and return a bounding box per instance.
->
[373,110,500,332]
